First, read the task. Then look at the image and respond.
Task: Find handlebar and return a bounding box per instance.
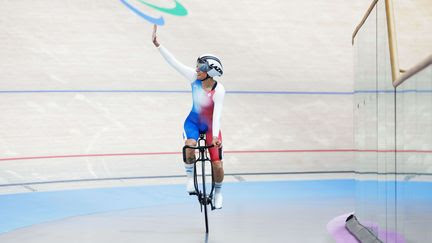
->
[182,144,215,163]
[183,144,215,150]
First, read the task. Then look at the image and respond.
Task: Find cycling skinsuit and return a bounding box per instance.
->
[158,45,225,161]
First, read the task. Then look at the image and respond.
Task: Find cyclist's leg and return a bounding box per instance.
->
[183,119,199,193]
[206,130,224,208]
[206,130,224,182]
[184,139,197,164]
[211,160,224,183]
[183,119,199,164]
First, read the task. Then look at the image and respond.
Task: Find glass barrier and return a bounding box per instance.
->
[376,0,397,237]
[354,0,432,241]
[353,1,379,234]
[395,65,432,242]
[354,0,396,241]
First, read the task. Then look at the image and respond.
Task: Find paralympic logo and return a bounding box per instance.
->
[120,0,188,26]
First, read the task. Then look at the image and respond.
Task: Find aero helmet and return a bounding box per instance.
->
[197,54,223,77]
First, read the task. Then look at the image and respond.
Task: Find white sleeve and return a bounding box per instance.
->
[212,83,225,136]
[158,45,197,82]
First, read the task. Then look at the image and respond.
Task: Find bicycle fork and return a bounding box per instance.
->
[192,145,216,211]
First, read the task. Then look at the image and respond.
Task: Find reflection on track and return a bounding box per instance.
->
[0,180,355,241]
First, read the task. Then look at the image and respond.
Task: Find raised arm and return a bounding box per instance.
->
[152,25,197,82]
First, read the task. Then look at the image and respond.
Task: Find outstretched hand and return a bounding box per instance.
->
[152,24,160,47]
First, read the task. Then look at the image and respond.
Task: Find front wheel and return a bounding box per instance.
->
[203,197,209,233]
[202,159,209,233]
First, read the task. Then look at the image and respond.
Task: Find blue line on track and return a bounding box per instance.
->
[0,90,430,95]
[0,90,353,95]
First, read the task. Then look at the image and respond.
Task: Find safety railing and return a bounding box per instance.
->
[352,0,432,87]
[393,55,432,87]
[352,0,378,45]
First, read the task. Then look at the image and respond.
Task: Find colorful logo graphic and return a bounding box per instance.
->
[120,0,188,25]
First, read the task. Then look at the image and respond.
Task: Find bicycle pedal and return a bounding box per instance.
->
[189,192,197,195]
[205,197,213,205]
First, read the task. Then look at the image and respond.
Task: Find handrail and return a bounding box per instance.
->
[393,55,432,87]
[352,0,378,45]
[352,0,400,80]
[353,0,431,86]
[385,0,401,82]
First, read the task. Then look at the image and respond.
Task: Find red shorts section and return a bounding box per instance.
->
[205,130,223,162]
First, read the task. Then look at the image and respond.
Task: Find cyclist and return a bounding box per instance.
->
[151,25,225,209]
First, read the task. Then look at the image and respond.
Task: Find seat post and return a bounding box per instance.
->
[199,132,205,139]
[198,132,206,152]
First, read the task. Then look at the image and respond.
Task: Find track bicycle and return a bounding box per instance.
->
[182,132,221,233]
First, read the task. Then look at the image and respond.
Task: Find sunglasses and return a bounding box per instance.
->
[197,57,211,72]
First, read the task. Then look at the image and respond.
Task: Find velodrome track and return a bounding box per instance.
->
[0,0,429,242]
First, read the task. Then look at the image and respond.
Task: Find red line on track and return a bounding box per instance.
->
[0,149,431,162]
